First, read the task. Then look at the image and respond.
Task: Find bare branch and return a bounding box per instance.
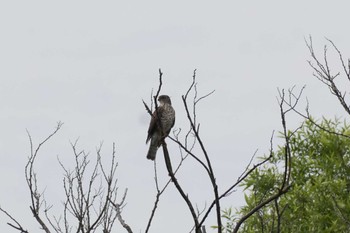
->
[305,36,350,115]
[56,141,123,233]
[110,189,133,233]
[326,38,350,80]
[232,86,300,232]
[24,122,63,233]
[154,69,163,100]
[0,206,29,233]
[184,69,197,100]
[281,86,350,140]
[145,142,192,233]
[195,90,216,105]
[142,100,153,116]
[180,73,221,231]
[161,141,201,233]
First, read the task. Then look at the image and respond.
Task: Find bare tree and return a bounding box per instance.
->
[1,122,130,233]
[142,69,294,233]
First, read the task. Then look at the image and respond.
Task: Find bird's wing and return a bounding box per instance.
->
[146,107,163,143]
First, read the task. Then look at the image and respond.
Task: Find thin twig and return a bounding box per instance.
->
[0,207,29,233]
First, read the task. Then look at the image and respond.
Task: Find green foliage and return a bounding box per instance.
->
[235,118,350,232]
[212,208,236,233]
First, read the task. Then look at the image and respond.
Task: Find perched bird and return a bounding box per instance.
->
[146,95,175,160]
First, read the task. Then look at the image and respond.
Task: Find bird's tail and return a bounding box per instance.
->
[147,135,159,160]
[147,144,158,160]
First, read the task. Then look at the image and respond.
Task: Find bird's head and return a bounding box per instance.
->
[158,95,172,106]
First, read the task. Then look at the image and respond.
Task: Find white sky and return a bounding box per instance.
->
[1,1,350,232]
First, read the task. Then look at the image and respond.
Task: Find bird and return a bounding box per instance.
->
[146,95,175,160]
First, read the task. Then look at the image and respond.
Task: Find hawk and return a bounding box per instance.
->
[146,95,175,160]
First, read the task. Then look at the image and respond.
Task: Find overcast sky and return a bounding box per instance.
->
[1,1,350,232]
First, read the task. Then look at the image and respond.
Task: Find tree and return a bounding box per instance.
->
[236,118,350,232]
[232,37,350,232]
[0,122,130,233]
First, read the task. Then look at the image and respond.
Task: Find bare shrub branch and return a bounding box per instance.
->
[0,206,29,233]
[56,141,127,232]
[1,122,128,233]
[305,36,350,115]
[24,122,63,233]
